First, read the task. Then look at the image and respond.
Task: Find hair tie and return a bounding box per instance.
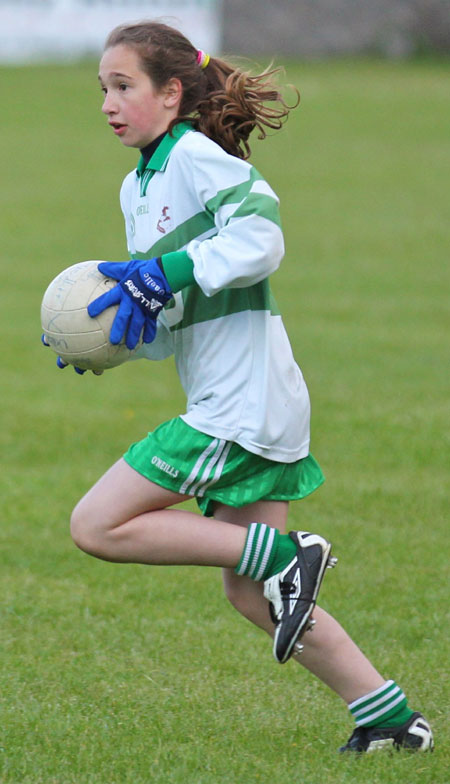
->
[196,49,210,69]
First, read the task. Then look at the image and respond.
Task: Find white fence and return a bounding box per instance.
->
[0,0,222,63]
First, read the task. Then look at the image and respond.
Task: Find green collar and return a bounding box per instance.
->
[136,122,193,178]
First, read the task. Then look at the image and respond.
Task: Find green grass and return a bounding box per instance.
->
[1,58,449,783]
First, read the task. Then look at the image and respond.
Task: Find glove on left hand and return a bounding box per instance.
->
[41,334,103,375]
[87,259,173,350]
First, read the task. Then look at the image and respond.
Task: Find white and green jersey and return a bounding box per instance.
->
[123,122,311,463]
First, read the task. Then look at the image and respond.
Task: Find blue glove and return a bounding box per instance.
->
[87,259,173,350]
[41,334,102,375]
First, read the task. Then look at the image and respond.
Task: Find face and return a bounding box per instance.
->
[98,45,182,148]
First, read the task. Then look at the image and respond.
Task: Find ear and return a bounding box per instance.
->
[163,78,183,109]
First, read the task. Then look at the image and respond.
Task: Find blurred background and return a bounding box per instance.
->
[1,0,449,62]
[1,2,448,783]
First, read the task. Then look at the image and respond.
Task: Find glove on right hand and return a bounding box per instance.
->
[87,259,173,350]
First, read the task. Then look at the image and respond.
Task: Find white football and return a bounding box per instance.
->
[41,260,141,371]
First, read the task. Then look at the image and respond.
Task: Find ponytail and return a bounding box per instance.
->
[187,56,298,159]
[105,21,299,160]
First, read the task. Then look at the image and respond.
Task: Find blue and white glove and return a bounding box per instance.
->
[41,334,94,375]
[87,258,173,350]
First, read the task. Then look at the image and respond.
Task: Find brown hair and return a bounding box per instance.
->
[105,21,299,160]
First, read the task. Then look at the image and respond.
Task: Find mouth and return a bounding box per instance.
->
[109,121,127,136]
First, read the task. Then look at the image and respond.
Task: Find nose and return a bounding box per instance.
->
[102,92,118,116]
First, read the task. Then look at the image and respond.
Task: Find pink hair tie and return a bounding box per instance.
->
[196,49,210,69]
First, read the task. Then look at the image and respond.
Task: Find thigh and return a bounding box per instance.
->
[213,499,289,531]
[73,458,191,529]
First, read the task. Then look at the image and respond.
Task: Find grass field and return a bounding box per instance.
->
[1,57,449,783]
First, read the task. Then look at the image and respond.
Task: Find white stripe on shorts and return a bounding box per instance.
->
[179,438,221,495]
[197,440,233,497]
[189,439,227,496]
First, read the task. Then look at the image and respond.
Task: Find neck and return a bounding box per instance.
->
[140,131,167,166]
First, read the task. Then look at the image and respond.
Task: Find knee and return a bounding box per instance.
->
[70,501,103,557]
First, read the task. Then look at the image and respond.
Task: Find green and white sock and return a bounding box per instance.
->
[235,523,296,581]
[349,680,414,728]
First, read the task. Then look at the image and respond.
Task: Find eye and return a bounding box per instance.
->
[119,83,128,92]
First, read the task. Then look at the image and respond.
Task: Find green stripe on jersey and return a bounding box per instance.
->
[131,158,282,330]
[207,167,280,227]
[205,167,263,213]
[230,191,282,228]
[131,260,280,328]
[170,279,279,331]
[133,211,216,260]
[132,167,280,260]
[139,169,155,197]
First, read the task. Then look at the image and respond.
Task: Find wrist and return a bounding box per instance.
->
[160,251,195,292]
[139,260,172,299]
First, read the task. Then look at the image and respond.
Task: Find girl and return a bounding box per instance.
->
[69,21,433,753]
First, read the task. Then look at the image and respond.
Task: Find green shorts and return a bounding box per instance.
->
[124,417,324,517]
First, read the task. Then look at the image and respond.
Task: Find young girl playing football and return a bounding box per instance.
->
[67,20,432,753]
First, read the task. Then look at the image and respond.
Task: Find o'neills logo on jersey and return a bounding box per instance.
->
[151,455,179,478]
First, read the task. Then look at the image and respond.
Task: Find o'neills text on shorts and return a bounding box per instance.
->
[151,455,179,478]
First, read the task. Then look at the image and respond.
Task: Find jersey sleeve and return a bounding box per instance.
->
[182,138,285,297]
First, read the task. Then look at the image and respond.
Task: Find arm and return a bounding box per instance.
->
[175,137,285,297]
[89,140,284,347]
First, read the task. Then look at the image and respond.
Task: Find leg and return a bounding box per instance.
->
[293,607,384,702]
[307,616,434,753]
[216,501,384,703]
[217,500,289,634]
[72,462,327,661]
[71,458,248,566]
[73,464,382,702]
